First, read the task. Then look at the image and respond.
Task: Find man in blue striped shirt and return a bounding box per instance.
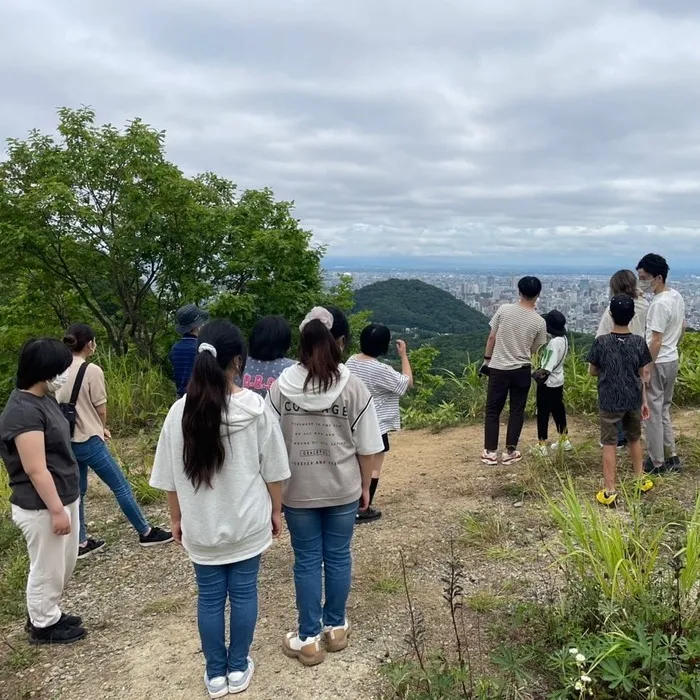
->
[169,304,209,398]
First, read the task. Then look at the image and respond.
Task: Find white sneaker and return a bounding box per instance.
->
[533,444,549,457]
[204,672,228,699]
[481,450,498,465]
[228,657,254,694]
[551,438,573,452]
[501,450,522,465]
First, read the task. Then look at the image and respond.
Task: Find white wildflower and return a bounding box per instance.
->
[574,681,583,691]
[581,675,592,683]
[576,653,586,663]
[569,647,579,655]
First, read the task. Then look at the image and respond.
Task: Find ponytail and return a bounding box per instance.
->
[300,319,342,393]
[181,320,247,490]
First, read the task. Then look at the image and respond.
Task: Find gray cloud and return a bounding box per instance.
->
[2,0,700,264]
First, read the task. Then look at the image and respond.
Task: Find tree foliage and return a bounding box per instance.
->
[0,107,323,361]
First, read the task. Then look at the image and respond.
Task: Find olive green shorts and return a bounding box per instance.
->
[599,410,641,446]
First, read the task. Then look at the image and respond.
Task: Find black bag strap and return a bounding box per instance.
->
[69,363,89,405]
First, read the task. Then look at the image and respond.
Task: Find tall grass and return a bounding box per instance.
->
[99,351,174,435]
[0,469,27,622]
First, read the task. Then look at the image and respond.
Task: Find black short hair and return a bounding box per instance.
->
[636,253,669,282]
[360,324,391,357]
[326,306,351,344]
[248,316,291,361]
[16,338,73,390]
[518,276,542,299]
[609,294,636,327]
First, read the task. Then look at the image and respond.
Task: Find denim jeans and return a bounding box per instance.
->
[71,436,150,544]
[284,500,359,639]
[193,556,261,678]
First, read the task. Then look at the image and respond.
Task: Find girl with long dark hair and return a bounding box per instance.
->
[267,307,383,667]
[57,323,172,558]
[151,320,290,698]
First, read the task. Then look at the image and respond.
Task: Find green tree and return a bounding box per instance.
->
[0,107,324,358]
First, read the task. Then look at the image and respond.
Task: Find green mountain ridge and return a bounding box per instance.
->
[353,278,490,335]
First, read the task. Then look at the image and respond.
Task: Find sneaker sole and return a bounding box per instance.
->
[281,643,326,666]
[356,514,382,524]
[77,544,106,560]
[324,623,352,652]
[228,659,255,694]
[207,686,229,699]
[480,458,498,466]
[139,537,174,547]
[29,628,87,645]
[502,456,522,465]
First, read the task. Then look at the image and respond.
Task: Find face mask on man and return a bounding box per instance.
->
[47,369,70,393]
[638,278,652,293]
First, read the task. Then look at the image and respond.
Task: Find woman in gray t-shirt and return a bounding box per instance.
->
[0,339,86,645]
[241,316,296,398]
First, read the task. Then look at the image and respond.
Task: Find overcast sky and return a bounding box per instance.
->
[2,0,700,266]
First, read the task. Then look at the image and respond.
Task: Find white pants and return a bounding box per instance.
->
[11,499,79,628]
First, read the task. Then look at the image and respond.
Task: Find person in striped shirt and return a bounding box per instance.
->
[346,324,413,523]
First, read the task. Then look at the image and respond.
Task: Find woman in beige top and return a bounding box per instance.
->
[57,324,172,559]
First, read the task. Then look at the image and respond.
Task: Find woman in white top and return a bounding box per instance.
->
[346,323,413,522]
[150,320,290,698]
[595,270,649,448]
[596,269,649,339]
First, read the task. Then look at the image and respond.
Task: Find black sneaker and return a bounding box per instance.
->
[617,438,628,450]
[139,526,173,547]
[25,612,82,633]
[29,618,87,645]
[77,538,106,559]
[356,507,382,524]
[665,455,681,472]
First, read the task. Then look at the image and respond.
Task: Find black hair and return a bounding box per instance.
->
[609,294,636,327]
[248,316,292,362]
[636,253,669,283]
[300,319,342,393]
[182,320,247,491]
[518,276,542,299]
[326,306,350,345]
[16,338,73,390]
[360,323,391,357]
[63,323,96,353]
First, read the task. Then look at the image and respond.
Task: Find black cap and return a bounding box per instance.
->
[542,310,566,337]
[175,304,209,335]
[609,294,636,326]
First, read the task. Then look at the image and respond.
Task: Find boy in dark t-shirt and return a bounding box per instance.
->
[586,295,654,507]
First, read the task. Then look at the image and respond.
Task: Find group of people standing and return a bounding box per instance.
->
[0,303,413,697]
[481,252,686,507]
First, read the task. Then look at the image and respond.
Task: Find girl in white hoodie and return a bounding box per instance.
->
[151,321,290,698]
[267,307,384,667]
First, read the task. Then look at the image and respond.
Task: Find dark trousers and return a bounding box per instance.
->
[536,384,568,441]
[484,366,532,452]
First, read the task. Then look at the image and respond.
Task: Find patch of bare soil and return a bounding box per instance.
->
[2,412,697,700]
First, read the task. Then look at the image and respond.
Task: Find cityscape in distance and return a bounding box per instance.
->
[323,262,700,334]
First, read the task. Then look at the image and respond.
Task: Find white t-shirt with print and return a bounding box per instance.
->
[540,336,568,388]
[646,288,685,364]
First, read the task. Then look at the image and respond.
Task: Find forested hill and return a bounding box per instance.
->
[353,279,490,334]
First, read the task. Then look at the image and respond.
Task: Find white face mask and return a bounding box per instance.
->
[47,369,70,393]
[638,278,652,293]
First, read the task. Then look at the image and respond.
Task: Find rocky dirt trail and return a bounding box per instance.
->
[3,413,697,700]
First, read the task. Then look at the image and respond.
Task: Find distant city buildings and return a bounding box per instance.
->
[324,270,700,334]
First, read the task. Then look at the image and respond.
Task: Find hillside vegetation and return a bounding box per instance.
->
[353,279,490,335]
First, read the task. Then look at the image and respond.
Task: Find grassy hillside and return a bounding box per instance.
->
[353,279,490,334]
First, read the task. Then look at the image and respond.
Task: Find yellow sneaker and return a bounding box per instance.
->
[596,490,618,508]
[637,477,654,494]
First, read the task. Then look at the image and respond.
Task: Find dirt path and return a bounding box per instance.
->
[2,413,697,700]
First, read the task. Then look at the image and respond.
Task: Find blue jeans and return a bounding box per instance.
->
[193,556,261,678]
[72,436,150,544]
[284,500,359,639]
[617,421,626,445]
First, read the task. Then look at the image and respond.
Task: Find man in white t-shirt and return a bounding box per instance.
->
[636,253,686,473]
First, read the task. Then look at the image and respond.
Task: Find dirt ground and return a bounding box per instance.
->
[2,412,699,700]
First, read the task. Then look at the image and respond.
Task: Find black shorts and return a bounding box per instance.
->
[381,433,390,453]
